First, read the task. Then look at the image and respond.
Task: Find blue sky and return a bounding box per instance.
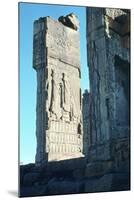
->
[19,2,89,164]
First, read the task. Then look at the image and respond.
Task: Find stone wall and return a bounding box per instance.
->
[20,157,130,197]
[82,90,91,158]
[33,14,83,165]
[86,7,130,169]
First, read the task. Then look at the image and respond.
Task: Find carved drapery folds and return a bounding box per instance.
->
[48,69,78,123]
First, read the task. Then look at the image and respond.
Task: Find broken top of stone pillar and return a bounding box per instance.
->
[58,13,80,31]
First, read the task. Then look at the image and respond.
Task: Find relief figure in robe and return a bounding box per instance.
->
[62,73,71,112]
[49,70,62,120]
[61,73,78,122]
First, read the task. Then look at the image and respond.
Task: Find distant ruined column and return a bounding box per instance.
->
[33,14,83,165]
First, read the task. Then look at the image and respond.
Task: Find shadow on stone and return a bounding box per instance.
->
[19,156,130,197]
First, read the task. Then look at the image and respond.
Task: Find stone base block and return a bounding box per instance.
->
[85,160,113,178]
[88,142,111,162]
[84,172,130,193]
[46,157,86,172]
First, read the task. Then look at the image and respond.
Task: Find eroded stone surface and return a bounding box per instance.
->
[33,14,83,164]
[86,7,130,180]
[58,13,80,31]
[82,90,91,158]
[20,162,130,197]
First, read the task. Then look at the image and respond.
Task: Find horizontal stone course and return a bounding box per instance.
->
[20,161,130,197]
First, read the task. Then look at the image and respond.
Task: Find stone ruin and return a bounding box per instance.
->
[33,13,83,164]
[19,8,130,197]
[86,7,130,171]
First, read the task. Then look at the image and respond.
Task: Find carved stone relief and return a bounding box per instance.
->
[33,15,83,163]
[48,69,78,123]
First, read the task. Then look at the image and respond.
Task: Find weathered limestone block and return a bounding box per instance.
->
[88,142,111,161]
[46,17,80,67]
[58,13,80,31]
[85,161,113,178]
[23,173,40,186]
[46,157,86,172]
[111,137,130,172]
[86,7,130,166]
[105,8,127,20]
[47,179,81,195]
[84,172,130,193]
[33,14,83,164]
[72,168,85,180]
[84,174,113,193]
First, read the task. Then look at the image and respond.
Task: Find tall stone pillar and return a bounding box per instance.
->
[86,8,130,164]
[33,14,83,165]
